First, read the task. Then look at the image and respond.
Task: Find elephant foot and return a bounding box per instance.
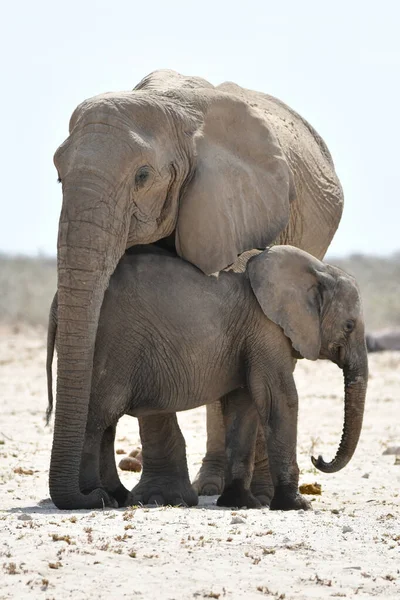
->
[250,480,274,507]
[192,452,225,496]
[106,483,131,508]
[128,476,198,507]
[80,488,119,509]
[250,455,274,507]
[250,477,274,506]
[270,489,312,511]
[217,479,261,509]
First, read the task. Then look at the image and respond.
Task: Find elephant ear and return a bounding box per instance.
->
[175,92,295,275]
[247,245,330,360]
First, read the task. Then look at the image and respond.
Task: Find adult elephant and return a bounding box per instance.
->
[51,69,343,509]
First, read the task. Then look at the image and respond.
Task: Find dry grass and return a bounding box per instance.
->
[0,254,56,327]
[330,253,400,330]
[0,252,399,330]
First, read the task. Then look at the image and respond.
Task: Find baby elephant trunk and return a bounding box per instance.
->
[312,359,368,473]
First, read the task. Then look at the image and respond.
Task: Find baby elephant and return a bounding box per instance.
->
[47,244,368,510]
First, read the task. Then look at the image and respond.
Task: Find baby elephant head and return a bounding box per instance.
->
[247,245,368,474]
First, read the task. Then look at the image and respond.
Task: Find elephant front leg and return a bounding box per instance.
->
[99,425,131,507]
[217,390,261,509]
[267,390,311,512]
[129,414,198,507]
[249,369,310,511]
[192,401,226,496]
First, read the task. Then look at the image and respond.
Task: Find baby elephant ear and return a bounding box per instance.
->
[247,246,326,361]
[175,91,295,275]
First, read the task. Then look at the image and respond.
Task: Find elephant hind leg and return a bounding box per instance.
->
[130,414,198,507]
[100,425,131,507]
[79,427,118,508]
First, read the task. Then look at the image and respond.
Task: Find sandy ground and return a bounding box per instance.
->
[0,327,399,600]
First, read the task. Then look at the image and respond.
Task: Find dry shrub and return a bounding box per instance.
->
[0,254,56,327]
[328,252,400,331]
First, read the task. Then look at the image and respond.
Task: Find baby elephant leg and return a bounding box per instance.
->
[266,390,311,511]
[217,390,261,509]
[99,425,131,507]
[192,401,226,496]
[249,369,310,511]
[250,424,274,506]
[129,413,198,507]
[80,425,118,509]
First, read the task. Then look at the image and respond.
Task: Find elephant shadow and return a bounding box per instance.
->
[6,494,234,515]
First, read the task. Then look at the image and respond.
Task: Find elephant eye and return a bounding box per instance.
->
[135,166,150,189]
[345,320,355,333]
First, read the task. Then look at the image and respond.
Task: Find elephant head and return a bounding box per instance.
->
[247,245,368,473]
[51,70,295,508]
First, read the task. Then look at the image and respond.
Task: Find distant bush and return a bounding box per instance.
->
[0,254,56,327]
[0,252,399,331]
[329,253,400,331]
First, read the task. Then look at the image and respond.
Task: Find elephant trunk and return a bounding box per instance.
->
[312,353,368,474]
[49,192,128,509]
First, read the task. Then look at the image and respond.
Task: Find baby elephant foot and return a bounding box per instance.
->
[250,480,274,507]
[217,479,261,509]
[192,453,225,496]
[129,476,198,507]
[270,488,312,511]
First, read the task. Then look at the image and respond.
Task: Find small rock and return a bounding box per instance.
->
[17,513,32,521]
[231,516,246,525]
[37,498,53,506]
[331,509,340,515]
[382,446,400,456]
[282,536,291,543]
[118,456,142,472]
[129,448,141,458]
[362,473,370,479]
[342,525,353,534]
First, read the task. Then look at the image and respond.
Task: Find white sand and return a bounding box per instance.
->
[1,327,399,599]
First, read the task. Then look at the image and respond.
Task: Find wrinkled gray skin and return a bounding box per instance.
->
[366,330,400,352]
[47,245,368,509]
[51,69,344,509]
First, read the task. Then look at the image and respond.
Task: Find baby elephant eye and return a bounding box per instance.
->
[345,320,355,333]
[135,166,150,188]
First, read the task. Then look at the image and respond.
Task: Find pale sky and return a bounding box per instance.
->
[1,0,399,257]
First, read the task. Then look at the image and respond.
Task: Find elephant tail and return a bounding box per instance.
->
[46,293,58,426]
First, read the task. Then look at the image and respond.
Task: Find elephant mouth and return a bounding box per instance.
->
[335,345,346,369]
[325,344,345,369]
